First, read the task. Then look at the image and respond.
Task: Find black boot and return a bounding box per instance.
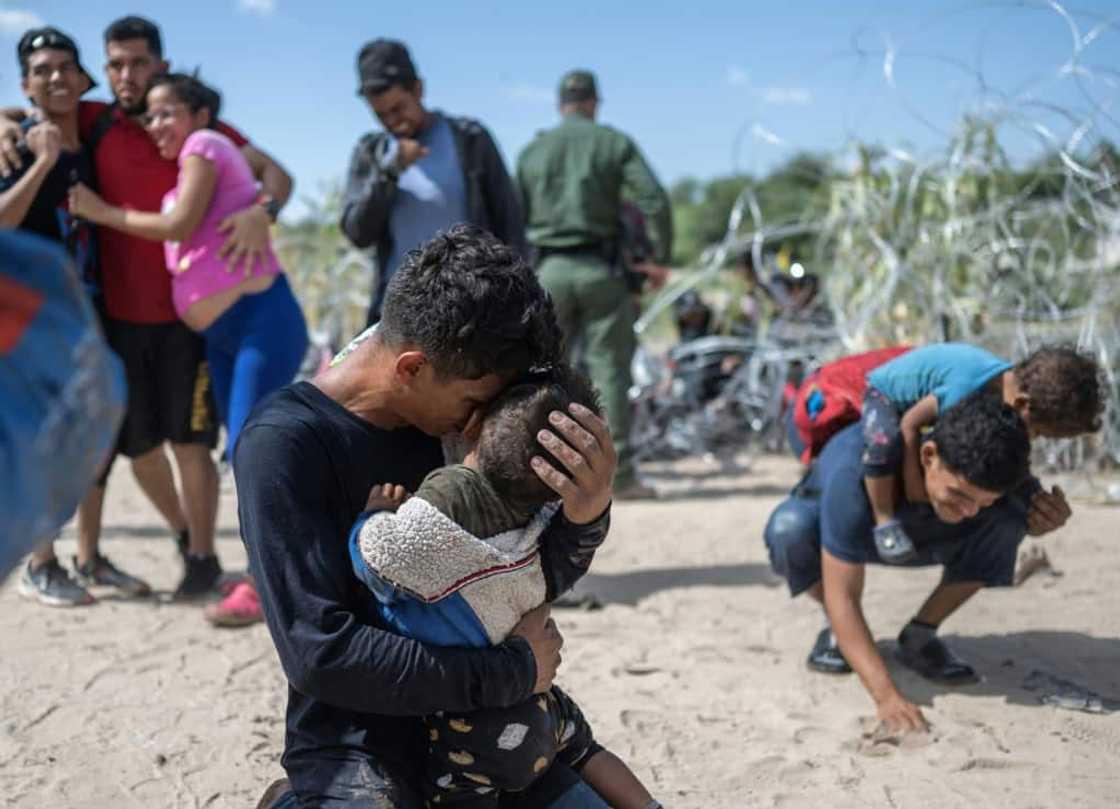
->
[895,621,978,684]
[807,627,851,674]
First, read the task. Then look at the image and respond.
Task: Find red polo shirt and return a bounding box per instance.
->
[79,101,250,324]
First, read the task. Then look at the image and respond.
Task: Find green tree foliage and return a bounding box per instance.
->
[276,180,374,344]
[670,152,834,266]
[670,173,752,265]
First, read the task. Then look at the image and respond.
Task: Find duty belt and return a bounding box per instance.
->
[536,243,610,259]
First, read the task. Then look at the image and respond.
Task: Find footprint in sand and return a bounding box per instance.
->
[776,758,818,785]
[791,725,831,745]
[619,709,669,737]
[956,757,1026,771]
[1060,715,1120,756]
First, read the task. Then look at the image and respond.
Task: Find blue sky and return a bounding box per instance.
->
[2,1,1119,220]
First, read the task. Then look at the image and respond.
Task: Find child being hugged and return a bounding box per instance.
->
[862,342,1103,562]
[349,363,662,809]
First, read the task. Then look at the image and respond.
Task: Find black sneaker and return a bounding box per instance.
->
[174,554,223,600]
[74,553,152,597]
[807,627,852,674]
[175,529,190,562]
[17,559,96,607]
[895,626,979,684]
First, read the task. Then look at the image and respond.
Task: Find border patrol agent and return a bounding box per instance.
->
[517,70,671,498]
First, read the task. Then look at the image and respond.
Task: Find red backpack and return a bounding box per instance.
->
[792,346,912,463]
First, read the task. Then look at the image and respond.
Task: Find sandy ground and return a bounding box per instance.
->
[1,452,1118,808]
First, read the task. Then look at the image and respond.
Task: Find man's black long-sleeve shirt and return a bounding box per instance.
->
[234,382,609,794]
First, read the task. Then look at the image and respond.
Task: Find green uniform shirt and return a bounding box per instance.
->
[516,113,672,263]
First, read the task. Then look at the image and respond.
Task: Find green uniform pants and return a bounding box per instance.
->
[538,253,639,485]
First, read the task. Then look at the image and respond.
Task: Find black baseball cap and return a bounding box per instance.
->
[17,27,97,90]
[356,39,418,96]
[559,69,598,103]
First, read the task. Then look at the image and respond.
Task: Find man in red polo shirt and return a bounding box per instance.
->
[0,16,293,599]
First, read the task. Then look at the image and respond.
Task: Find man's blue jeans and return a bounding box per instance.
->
[268,759,609,808]
[764,423,1034,596]
[269,782,608,809]
[542,782,610,809]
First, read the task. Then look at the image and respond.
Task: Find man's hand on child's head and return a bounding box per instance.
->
[531,403,616,525]
[365,483,410,512]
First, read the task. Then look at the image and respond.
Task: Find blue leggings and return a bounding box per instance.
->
[201,274,308,454]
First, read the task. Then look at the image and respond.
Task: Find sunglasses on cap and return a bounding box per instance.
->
[28,32,70,51]
[18,27,98,89]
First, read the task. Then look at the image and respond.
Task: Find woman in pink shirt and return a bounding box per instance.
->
[71,74,307,627]
[70,73,307,456]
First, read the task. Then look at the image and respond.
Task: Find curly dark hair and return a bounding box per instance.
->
[146,72,221,127]
[1013,344,1106,436]
[476,364,602,512]
[932,392,1031,493]
[380,225,562,379]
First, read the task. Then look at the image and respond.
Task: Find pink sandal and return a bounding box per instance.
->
[204,580,263,627]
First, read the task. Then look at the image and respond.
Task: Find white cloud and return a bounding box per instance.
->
[757,86,812,106]
[238,0,276,15]
[724,63,811,106]
[0,9,44,32]
[725,65,750,87]
[504,83,552,104]
[751,123,785,146]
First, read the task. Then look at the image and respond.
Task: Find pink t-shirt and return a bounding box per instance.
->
[163,129,281,317]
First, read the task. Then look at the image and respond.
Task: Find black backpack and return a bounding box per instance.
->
[85,102,118,158]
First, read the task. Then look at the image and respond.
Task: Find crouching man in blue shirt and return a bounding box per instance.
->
[237,225,621,809]
[764,392,1081,732]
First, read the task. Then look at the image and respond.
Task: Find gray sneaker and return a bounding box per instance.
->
[873,520,916,563]
[18,559,96,607]
[74,554,152,597]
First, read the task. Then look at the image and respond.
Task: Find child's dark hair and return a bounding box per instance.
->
[475,364,602,512]
[147,72,221,127]
[1014,344,1106,436]
[932,392,1031,493]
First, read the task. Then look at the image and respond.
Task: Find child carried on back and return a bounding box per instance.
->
[349,363,662,809]
[861,342,1103,561]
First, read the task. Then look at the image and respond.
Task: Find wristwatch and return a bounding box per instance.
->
[257,194,282,223]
